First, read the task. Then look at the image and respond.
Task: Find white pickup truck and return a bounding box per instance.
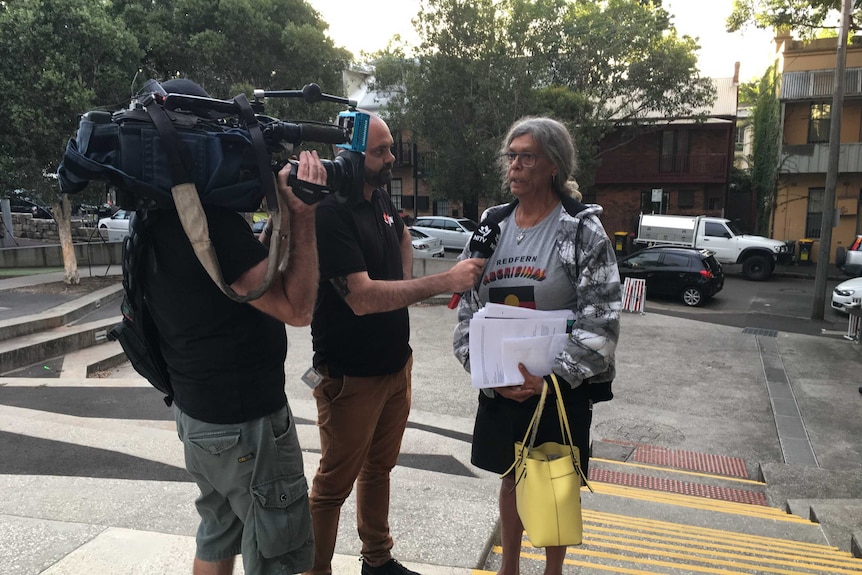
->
[634,214,790,281]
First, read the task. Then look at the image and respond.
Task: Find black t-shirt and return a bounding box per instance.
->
[312,189,411,376]
[144,208,287,423]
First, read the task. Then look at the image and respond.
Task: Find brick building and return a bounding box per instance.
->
[588,73,740,247]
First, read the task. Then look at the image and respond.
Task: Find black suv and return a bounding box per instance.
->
[617,246,724,307]
[6,192,52,219]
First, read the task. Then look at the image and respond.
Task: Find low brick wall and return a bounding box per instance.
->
[6,213,101,243]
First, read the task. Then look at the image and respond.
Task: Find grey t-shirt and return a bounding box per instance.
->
[478,205,576,311]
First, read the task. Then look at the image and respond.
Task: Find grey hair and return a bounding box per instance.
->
[499,116,581,200]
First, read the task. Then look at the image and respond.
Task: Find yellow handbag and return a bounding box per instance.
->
[504,374,592,547]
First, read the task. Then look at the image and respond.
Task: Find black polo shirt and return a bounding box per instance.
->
[312,188,411,377]
[144,208,287,423]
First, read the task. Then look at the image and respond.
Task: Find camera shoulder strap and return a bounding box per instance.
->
[143,96,284,303]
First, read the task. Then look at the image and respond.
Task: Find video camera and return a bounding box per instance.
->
[58,78,370,211]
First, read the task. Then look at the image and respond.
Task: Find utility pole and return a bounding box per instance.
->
[812,0,852,320]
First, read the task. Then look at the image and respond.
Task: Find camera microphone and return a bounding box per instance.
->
[295,122,350,144]
[265,121,349,145]
[448,221,500,309]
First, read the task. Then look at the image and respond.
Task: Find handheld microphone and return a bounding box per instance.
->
[448,221,501,309]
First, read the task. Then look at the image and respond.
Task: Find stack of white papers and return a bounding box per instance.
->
[468,303,574,389]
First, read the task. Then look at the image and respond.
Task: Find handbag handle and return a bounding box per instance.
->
[501,381,548,478]
[549,374,593,492]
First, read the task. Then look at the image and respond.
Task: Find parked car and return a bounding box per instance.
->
[837,235,862,277]
[409,227,445,259]
[617,246,724,307]
[6,192,53,219]
[98,209,131,241]
[832,276,862,313]
[411,216,479,250]
[74,203,115,219]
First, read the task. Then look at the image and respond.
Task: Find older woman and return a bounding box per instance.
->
[453,117,621,575]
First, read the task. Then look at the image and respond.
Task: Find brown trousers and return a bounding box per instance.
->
[306,356,413,575]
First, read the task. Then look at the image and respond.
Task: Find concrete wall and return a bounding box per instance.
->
[1,241,453,275]
[413,255,455,278]
[0,242,123,268]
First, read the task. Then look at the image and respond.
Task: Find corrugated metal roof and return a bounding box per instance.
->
[709,77,739,116]
[606,76,738,121]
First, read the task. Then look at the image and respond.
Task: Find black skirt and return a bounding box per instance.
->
[471,383,592,477]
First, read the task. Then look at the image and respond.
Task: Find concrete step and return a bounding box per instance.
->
[0,282,122,342]
[0,315,121,375]
[59,340,128,378]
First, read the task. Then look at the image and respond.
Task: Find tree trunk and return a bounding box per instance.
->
[55,194,79,285]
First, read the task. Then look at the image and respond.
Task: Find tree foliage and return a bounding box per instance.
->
[0,0,351,205]
[0,0,141,202]
[0,0,350,283]
[374,0,715,217]
[750,65,781,235]
[727,0,862,37]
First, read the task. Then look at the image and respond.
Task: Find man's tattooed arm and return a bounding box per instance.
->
[330,276,351,299]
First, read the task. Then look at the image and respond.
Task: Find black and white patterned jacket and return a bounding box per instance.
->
[452,196,622,400]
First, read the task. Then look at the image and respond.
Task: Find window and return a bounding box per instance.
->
[706,196,723,211]
[626,251,662,268]
[660,130,688,173]
[662,253,690,267]
[808,103,831,144]
[389,179,403,210]
[735,125,747,152]
[704,222,730,238]
[806,187,824,238]
[434,199,449,216]
[391,132,413,166]
[678,190,695,209]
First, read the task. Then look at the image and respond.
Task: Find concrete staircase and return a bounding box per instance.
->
[479,441,862,574]
[3,283,862,575]
[0,282,125,376]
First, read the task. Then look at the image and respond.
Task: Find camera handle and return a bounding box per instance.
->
[142,94,285,304]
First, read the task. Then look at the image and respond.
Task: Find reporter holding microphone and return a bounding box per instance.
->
[306,112,483,575]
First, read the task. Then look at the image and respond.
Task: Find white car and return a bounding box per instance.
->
[831,276,862,313]
[409,227,445,259]
[98,209,131,241]
[411,216,478,250]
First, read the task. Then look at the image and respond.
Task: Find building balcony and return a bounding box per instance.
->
[780,142,862,174]
[781,68,862,101]
[594,153,729,184]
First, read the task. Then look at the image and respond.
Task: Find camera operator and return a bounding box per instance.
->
[141,80,326,575]
[305,113,485,575]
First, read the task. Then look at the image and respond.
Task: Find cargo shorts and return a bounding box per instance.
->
[175,403,313,574]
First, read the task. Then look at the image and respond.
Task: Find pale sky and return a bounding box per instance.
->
[307,0,778,82]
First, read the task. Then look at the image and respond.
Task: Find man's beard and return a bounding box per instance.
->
[365,165,393,187]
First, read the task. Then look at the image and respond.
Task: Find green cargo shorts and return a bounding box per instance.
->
[175,403,313,574]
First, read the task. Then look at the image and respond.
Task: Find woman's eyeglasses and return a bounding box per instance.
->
[502,152,542,167]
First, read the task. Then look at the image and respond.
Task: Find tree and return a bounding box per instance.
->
[0,0,142,283]
[374,0,714,218]
[727,0,862,37]
[111,0,351,123]
[749,65,781,235]
[1,0,350,283]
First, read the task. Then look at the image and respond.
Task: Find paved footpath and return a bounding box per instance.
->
[2,268,862,574]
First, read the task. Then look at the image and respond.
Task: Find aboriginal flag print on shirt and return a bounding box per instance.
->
[488,285,538,309]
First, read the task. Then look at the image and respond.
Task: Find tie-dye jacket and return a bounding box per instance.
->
[452,198,622,400]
